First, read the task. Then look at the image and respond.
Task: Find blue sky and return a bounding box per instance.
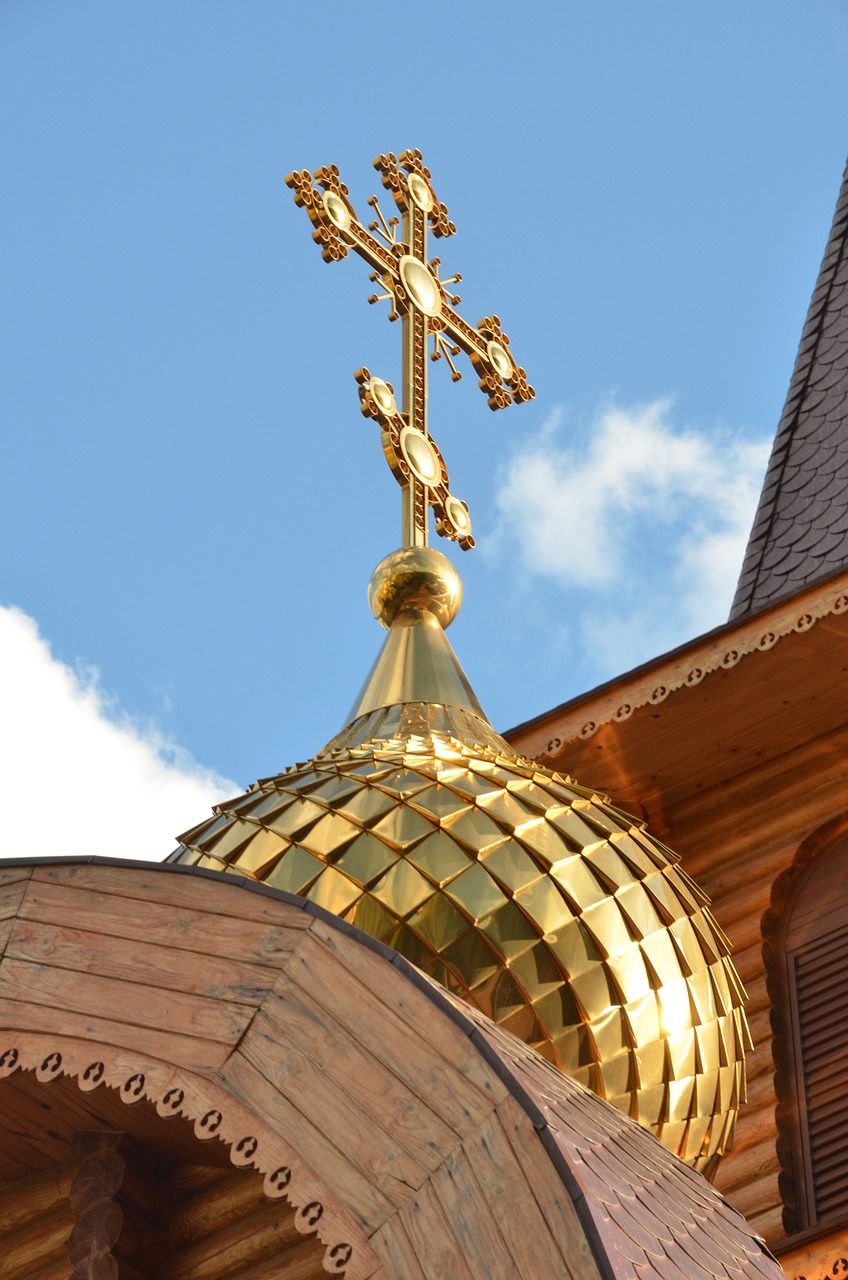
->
[2,2,847,857]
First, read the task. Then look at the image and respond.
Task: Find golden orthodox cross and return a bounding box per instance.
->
[286,149,534,551]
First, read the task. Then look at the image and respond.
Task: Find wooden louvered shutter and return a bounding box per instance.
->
[785,843,848,1229]
[791,925,848,1223]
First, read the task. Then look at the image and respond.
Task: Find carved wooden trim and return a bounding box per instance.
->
[762,814,848,1237]
[0,1034,376,1279]
[513,577,848,759]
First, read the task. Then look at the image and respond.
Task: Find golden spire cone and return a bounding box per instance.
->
[347,547,486,723]
[347,609,487,723]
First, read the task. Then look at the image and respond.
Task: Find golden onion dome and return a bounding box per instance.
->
[169,547,749,1176]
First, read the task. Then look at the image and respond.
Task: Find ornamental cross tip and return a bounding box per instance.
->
[285,149,534,552]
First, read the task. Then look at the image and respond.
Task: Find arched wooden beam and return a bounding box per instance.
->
[0,858,783,1280]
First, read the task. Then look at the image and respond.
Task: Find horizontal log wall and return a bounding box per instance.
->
[659,738,848,1246]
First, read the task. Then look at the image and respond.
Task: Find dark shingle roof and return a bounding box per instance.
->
[731,156,848,619]
[462,1004,782,1280]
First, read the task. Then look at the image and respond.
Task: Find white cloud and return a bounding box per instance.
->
[485,399,771,673]
[0,605,237,861]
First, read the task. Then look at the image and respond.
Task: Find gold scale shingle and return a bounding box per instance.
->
[170,692,749,1176]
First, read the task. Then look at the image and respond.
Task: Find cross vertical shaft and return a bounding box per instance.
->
[402,196,428,548]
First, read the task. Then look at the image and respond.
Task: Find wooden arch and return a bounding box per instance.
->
[0,858,784,1280]
[762,813,848,1236]
[0,859,604,1280]
[0,1062,337,1279]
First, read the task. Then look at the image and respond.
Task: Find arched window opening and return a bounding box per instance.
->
[773,835,848,1233]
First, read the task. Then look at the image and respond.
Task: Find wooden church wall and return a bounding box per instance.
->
[657,720,848,1258]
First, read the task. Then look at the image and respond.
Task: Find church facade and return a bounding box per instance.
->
[3,149,846,1277]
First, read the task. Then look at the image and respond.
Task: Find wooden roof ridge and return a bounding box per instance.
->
[0,856,785,1280]
[504,566,848,761]
[731,154,848,619]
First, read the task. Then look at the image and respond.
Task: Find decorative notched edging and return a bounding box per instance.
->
[541,585,848,756]
[0,1035,375,1279]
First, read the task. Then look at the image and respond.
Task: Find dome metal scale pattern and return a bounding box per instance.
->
[169,692,749,1177]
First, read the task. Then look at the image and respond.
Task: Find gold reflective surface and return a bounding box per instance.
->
[322,190,351,231]
[170,692,749,1175]
[406,171,434,211]
[367,546,462,632]
[445,495,472,538]
[486,338,513,378]
[398,255,442,318]
[369,377,396,415]
[400,426,442,486]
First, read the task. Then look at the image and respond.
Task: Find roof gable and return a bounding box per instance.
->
[731,157,848,618]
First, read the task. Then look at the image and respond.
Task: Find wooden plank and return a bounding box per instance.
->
[430,1146,518,1280]
[369,1216,427,1280]
[743,1042,776,1087]
[0,995,229,1073]
[679,792,819,864]
[716,1135,780,1194]
[238,1010,429,1206]
[6,918,275,1008]
[497,1095,601,1280]
[0,920,13,959]
[745,1004,772,1051]
[743,1066,776,1111]
[0,1124,61,1180]
[167,1168,272,1247]
[397,1181,476,1280]
[746,1203,783,1245]
[0,1064,218,1179]
[0,956,251,1044]
[0,1077,79,1170]
[728,1097,778,1157]
[461,1110,573,1277]
[293,924,505,1130]
[218,1049,395,1236]
[0,1066,195,1172]
[720,1168,781,1223]
[681,772,843,870]
[11,1252,71,1280]
[165,1197,310,1280]
[0,1079,78,1176]
[709,873,779,930]
[31,863,312,930]
[0,881,27,922]
[261,981,460,1170]
[20,878,306,966]
[730,940,770,986]
[0,1162,75,1233]
[0,867,33,889]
